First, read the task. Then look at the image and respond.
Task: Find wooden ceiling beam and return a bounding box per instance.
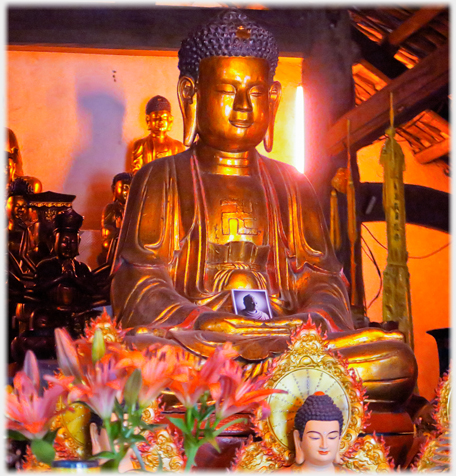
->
[414,138,449,164]
[386,7,446,47]
[327,42,449,157]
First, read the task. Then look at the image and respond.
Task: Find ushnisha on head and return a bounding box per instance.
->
[177,10,282,152]
[293,392,344,469]
[178,10,279,83]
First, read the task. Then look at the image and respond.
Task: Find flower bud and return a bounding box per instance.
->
[92,328,106,364]
[124,369,142,408]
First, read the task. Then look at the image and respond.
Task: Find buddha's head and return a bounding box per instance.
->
[293,392,343,469]
[145,96,174,137]
[54,209,83,260]
[177,10,281,153]
[111,172,132,204]
[7,152,17,184]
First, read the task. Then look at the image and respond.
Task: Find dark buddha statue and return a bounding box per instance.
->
[112,11,417,409]
[131,96,185,173]
[98,172,132,265]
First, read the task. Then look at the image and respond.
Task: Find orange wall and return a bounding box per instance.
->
[7,49,301,231]
[358,141,450,401]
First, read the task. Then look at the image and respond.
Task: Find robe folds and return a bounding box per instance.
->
[112,147,352,334]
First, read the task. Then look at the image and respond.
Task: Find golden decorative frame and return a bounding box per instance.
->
[414,367,451,472]
[133,427,186,472]
[342,435,394,472]
[252,321,367,465]
[434,367,451,432]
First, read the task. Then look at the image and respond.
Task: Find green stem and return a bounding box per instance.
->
[184,442,199,472]
[130,442,147,472]
[103,418,116,457]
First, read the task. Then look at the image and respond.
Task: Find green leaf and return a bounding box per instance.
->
[124,369,142,408]
[101,458,121,470]
[208,437,220,453]
[200,404,216,421]
[90,451,117,460]
[168,416,189,434]
[213,417,247,436]
[31,438,56,466]
[114,399,125,418]
[129,433,148,444]
[7,430,29,441]
[138,421,166,432]
[43,428,59,445]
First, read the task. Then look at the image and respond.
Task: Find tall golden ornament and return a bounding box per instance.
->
[346,120,358,307]
[329,121,360,309]
[380,93,414,349]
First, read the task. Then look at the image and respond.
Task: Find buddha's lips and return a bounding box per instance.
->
[229,120,253,128]
[318,451,329,455]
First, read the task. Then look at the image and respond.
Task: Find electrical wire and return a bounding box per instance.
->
[361,223,451,259]
[361,235,383,309]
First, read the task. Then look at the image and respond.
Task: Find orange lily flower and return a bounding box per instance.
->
[116,344,186,409]
[212,359,283,420]
[168,343,239,408]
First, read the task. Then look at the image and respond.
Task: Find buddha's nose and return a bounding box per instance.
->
[233,89,252,112]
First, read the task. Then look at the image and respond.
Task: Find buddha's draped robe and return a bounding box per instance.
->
[112,147,352,336]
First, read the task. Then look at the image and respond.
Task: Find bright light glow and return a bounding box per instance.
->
[294,85,305,173]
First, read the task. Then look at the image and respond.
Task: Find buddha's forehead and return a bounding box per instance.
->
[149,110,171,116]
[199,56,270,82]
[305,420,340,434]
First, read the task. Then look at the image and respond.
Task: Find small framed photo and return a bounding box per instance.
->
[231,289,273,321]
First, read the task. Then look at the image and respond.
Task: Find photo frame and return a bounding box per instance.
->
[231,289,273,321]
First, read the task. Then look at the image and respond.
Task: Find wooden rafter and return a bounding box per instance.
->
[414,138,449,164]
[327,42,449,157]
[386,7,446,47]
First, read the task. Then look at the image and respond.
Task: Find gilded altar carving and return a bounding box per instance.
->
[414,368,451,472]
[232,323,392,472]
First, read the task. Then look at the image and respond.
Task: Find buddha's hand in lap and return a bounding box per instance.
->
[194,310,331,336]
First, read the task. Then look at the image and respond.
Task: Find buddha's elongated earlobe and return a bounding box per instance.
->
[334,449,342,464]
[293,429,305,465]
[178,76,198,146]
[263,81,282,153]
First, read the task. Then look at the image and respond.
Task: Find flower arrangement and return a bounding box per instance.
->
[6,311,283,471]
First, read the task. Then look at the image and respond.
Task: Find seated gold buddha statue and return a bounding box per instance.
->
[112,11,417,409]
[6,129,42,194]
[131,96,185,173]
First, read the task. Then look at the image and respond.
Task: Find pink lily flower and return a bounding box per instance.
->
[6,351,68,440]
[66,355,126,421]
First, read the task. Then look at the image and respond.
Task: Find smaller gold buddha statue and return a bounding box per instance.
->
[98,172,132,265]
[131,96,185,173]
[292,392,343,473]
[6,130,42,194]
